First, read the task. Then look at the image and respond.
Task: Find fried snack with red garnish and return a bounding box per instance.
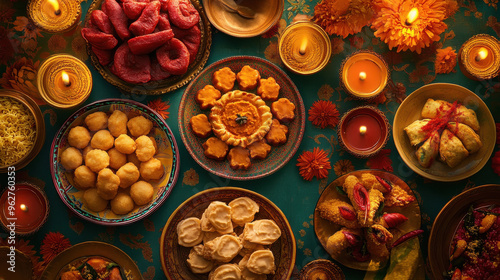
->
[271,98,295,122]
[326,227,363,258]
[195,85,221,110]
[237,65,260,91]
[365,224,393,260]
[203,137,229,160]
[257,77,280,101]
[190,114,212,138]
[247,140,271,160]
[129,1,161,36]
[384,184,416,207]
[360,173,391,194]
[212,67,236,93]
[265,119,288,146]
[228,147,251,170]
[317,199,362,229]
[156,38,190,75]
[342,175,384,227]
[167,0,200,29]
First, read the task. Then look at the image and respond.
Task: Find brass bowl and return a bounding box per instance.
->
[428,184,500,280]
[393,83,496,181]
[202,0,283,37]
[0,89,45,173]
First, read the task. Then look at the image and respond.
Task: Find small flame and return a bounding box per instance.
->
[20,204,28,212]
[299,38,308,55]
[359,126,367,135]
[359,72,367,81]
[47,0,61,16]
[475,47,489,62]
[405,8,419,25]
[61,71,71,87]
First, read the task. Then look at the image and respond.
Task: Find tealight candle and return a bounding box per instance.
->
[341,51,389,100]
[27,0,81,33]
[279,21,332,75]
[37,54,92,109]
[0,183,49,235]
[459,34,500,80]
[338,106,390,158]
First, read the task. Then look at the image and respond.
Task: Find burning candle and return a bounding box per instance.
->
[459,34,500,80]
[0,184,49,235]
[279,21,332,75]
[37,54,92,109]
[27,0,81,33]
[341,51,389,99]
[338,106,389,158]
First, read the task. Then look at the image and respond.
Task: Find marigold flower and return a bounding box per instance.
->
[40,232,71,262]
[183,168,199,186]
[308,100,340,129]
[148,98,170,119]
[333,159,354,176]
[366,149,393,171]
[435,47,457,74]
[297,148,331,181]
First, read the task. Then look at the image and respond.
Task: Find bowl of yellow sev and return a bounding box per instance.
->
[0,89,45,173]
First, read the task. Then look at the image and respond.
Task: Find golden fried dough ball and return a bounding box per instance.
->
[114,134,136,154]
[130,181,154,206]
[82,146,94,159]
[127,116,153,137]
[108,148,127,170]
[61,147,83,170]
[140,158,164,180]
[74,165,96,189]
[116,162,140,188]
[127,152,141,167]
[149,136,158,154]
[85,149,110,172]
[110,192,135,215]
[135,135,156,162]
[83,188,108,212]
[96,168,120,200]
[85,111,108,131]
[91,130,114,150]
[108,110,128,137]
[68,126,91,149]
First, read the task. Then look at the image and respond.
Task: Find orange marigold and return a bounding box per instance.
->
[372,0,448,54]
[435,46,457,74]
[313,0,374,38]
[297,148,331,181]
[308,100,340,129]
[40,232,71,263]
[148,98,170,119]
[333,159,354,176]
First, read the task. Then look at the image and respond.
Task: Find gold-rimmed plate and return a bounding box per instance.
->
[40,241,143,280]
[84,0,211,95]
[314,170,421,271]
[160,187,296,280]
[393,83,495,181]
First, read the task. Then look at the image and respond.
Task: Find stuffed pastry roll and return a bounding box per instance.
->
[421,99,452,119]
[454,105,480,131]
[421,99,479,131]
[439,129,469,168]
[343,176,384,227]
[365,224,393,260]
[446,122,482,153]
[415,130,440,168]
[325,227,363,258]
[403,119,431,146]
[316,199,361,229]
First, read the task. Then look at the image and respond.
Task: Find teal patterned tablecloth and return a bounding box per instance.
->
[1,0,500,279]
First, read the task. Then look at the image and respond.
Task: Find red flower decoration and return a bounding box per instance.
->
[366,149,393,172]
[308,100,340,129]
[148,98,170,119]
[40,232,71,263]
[297,148,331,181]
[262,22,280,38]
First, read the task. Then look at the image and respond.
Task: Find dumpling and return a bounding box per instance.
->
[454,104,480,132]
[177,217,204,247]
[245,250,276,275]
[415,130,440,168]
[421,99,452,119]
[205,201,233,234]
[208,264,242,280]
[241,220,281,245]
[187,245,214,274]
[446,122,482,153]
[439,129,469,168]
[203,235,242,262]
[228,197,259,227]
[403,119,431,146]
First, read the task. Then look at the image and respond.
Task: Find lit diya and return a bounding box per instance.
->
[0,183,49,235]
[459,34,500,80]
[278,21,332,75]
[37,54,92,109]
[340,51,389,100]
[28,0,81,33]
[338,106,390,158]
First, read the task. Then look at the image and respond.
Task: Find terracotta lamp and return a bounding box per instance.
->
[459,34,500,80]
[0,183,49,235]
[338,106,390,158]
[341,51,389,100]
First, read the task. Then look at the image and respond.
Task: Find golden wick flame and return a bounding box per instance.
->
[359,72,367,81]
[475,47,489,62]
[47,0,61,16]
[359,126,367,135]
[405,8,419,25]
[299,38,308,55]
[62,71,71,87]
[20,204,28,212]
